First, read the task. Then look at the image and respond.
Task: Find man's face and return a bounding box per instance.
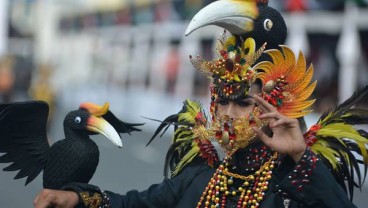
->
[216,96,257,119]
[216,86,259,119]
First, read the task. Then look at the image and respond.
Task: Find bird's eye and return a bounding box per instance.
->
[264,19,273,31]
[75,116,81,124]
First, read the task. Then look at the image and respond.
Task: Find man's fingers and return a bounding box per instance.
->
[254,94,276,113]
[259,112,280,120]
[253,127,272,146]
[34,189,55,208]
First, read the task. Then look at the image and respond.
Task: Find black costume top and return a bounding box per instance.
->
[67,142,356,208]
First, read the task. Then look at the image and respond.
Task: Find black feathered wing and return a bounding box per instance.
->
[0,101,50,185]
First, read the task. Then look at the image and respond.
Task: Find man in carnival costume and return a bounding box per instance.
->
[34,0,368,207]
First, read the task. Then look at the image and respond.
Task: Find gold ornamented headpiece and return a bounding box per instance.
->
[190,32,266,100]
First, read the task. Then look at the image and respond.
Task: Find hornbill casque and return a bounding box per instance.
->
[0,101,143,189]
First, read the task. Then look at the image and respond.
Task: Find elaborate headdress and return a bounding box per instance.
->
[188,30,316,155]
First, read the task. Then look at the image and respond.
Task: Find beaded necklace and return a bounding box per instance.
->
[197,152,278,208]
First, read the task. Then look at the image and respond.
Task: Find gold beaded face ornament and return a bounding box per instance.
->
[211,105,268,156]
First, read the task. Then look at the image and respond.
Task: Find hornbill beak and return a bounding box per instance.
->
[185,0,258,36]
[87,115,123,148]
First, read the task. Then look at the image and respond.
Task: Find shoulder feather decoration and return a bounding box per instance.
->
[304,86,368,199]
[146,99,219,178]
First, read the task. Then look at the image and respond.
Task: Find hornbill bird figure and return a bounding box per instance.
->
[0,101,143,189]
[185,0,287,53]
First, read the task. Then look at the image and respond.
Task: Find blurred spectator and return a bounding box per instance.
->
[286,0,308,11]
[165,39,181,94]
[0,55,15,102]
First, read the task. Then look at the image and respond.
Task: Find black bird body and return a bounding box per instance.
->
[44,137,99,189]
[0,101,142,189]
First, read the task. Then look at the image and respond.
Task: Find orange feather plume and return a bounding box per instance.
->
[253,46,316,118]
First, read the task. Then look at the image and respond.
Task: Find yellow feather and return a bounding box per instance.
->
[294,50,306,78]
[280,46,296,72]
[293,81,317,102]
[243,38,256,55]
[283,110,313,118]
[289,65,314,94]
[266,49,284,66]
[283,99,315,110]
[316,123,368,163]
[224,36,237,50]
[172,145,200,176]
[311,143,339,170]
[178,99,202,124]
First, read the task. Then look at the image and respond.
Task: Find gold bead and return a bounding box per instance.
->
[232,191,237,196]
[255,171,260,175]
[228,179,233,185]
[257,196,263,201]
[238,187,243,192]
[225,191,230,195]
[249,175,255,180]
[243,202,247,206]
[244,181,249,186]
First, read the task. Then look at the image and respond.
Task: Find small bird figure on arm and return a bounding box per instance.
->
[0,101,143,189]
